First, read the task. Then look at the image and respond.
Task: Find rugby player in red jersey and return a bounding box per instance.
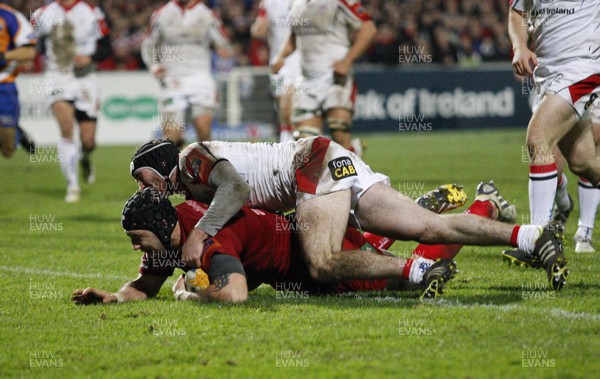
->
[72,183,509,305]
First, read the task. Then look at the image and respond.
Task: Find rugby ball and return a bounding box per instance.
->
[184,269,210,293]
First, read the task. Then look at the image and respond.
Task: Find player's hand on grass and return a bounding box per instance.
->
[182,228,208,268]
[71,288,115,305]
[172,275,186,293]
[512,47,538,77]
[172,274,202,301]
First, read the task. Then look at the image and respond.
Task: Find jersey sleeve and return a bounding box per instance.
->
[337,0,371,31]
[29,8,43,35]
[179,143,220,186]
[257,0,267,18]
[140,10,162,68]
[11,10,37,48]
[200,235,241,271]
[208,11,230,49]
[93,6,110,39]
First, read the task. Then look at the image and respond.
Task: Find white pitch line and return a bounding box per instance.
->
[316,295,600,321]
[0,265,128,281]
[433,299,600,321]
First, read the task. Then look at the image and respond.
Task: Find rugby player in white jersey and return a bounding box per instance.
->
[509,1,600,223]
[550,103,600,254]
[270,0,375,155]
[503,1,600,265]
[141,0,232,147]
[572,104,600,253]
[251,0,301,143]
[129,138,569,291]
[32,0,110,202]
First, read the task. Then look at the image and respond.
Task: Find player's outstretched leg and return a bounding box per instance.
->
[296,189,405,282]
[356,183,520,247]
[413,182,506,260]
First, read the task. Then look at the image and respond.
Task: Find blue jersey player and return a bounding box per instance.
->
[0,2,36,158]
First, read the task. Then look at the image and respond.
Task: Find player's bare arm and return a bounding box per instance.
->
[508,7,537,77]
[271,31,296,74]
[333,20,376,77]
[180,145,250,268]
[71,274,168,305]
[3,45,36,62]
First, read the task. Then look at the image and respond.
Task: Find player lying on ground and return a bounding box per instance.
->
[130,138,567,290]
[73,182,512,304]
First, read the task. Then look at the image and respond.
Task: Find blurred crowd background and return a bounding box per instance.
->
[6,0,511,72]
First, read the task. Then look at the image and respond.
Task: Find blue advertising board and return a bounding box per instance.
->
[353,66,532,132]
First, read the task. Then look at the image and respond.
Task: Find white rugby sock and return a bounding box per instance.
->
[58,138,79,189]
[577,177,600,230]
[529,163,557,225]
[554,173,571,212]
[575,226,593,242]
[517,225,543,254]
[279,124,295,143]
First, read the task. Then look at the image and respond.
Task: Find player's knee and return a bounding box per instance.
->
[326,117,352,133]
[307,263,336,283]
[526,131,555,156]
[82,141,95,153]
[305,253,337,283]
[1,142,15,158]
[1,147,15,158]
[411,218,443,245]
[219,286,248,303]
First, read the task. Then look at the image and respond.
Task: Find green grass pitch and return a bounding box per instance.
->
[1,129,599,378]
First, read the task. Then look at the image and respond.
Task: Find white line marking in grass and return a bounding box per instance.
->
[433,299,600,321]
[0,265,128,281]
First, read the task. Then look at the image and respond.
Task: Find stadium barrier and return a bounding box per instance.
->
[16,64,531,145]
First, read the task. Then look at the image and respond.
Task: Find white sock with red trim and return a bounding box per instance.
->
[529,163,557,225]
[402,257,434,284]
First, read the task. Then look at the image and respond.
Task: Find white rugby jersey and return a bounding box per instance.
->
[258,0,300,80]
[258,0,298,61]
[31,0,109,73]
[511,0,600,81]
[180,139,314,212]
[141,0,229,79]
[289,0,371,78]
